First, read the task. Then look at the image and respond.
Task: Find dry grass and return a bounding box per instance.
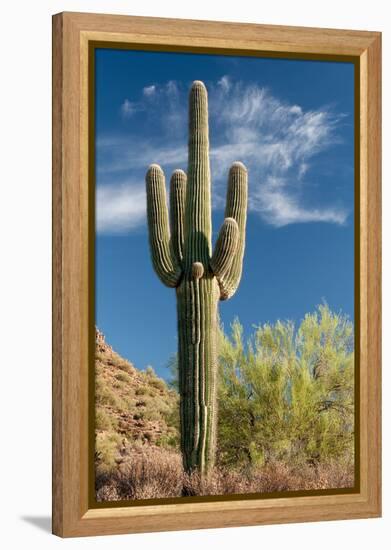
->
[95,446,354,502]
[96,446,183,501]
[95,343,180,457]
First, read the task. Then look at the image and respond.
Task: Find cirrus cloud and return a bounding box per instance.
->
[96,181,146,234]
[97,75,350,234]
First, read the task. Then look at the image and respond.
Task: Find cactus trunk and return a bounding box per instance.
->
[177,274,220,472]
[146,80,248,475]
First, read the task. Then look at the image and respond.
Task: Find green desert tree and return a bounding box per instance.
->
[217,304,354,469]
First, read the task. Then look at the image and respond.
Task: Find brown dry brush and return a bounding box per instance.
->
[95,446,354,502]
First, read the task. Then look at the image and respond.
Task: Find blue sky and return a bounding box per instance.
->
[95,48,355,379]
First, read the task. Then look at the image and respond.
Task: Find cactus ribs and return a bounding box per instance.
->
[146,81,248,475]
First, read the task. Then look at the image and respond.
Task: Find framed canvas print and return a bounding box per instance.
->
[52,12,381,537]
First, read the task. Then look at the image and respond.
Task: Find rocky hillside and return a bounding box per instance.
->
[95,329,179,473]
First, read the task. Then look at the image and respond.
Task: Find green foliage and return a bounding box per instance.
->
[145,366,155,377]
[95,331,180,472]
[96,385,126,409]
[116,360,134,374]
[115,371,132,384]
[166,353,179,391]
[156,430,180,449]
[96,409,118,431]
[217,304,354,469]
[95,304,354,486]
[95,432,123,473]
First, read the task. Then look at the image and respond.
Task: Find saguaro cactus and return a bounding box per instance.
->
[146,80,247,474]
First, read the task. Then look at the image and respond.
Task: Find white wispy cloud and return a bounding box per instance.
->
[217,75,231,93]
[96,182,146,234]
[120,99,139,118]
[207,77,348,226]
[98,76,350,234]
[96,139,187,175]
[250,177,347,227]
[143,85,156,97]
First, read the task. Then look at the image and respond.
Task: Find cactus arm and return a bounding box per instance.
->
[217,162,248,300]
[146,164,182,287]
[184,81,212,270]
[170,169,187,262]
[210,217,239,279]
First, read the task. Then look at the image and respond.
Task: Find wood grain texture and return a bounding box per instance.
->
[52,12,63,537]
[64,11,378,55]
[52,11,381,538]
[363,33,382,514]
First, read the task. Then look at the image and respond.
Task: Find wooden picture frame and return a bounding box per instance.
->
[52,11,381,537]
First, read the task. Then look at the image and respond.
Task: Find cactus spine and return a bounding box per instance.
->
[146,81,248,474]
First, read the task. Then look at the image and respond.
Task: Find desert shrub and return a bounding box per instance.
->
[96,447,354,501]
[145,366,155,377]
[156,430,180,449]
[96,408,118,431]
[116,361,134,374]
[96,446,183,501]
[161,393,180,434]
[148,377,167,392]
[217,304,354,469]
[95,305,354,500]
[95,375,104,393]
[187,459,354,496]
[141,367,167,392]
[122,396,137,411]
[168,304,354,470]
[95,351,106,362]
[106,351,131,368]
[140,407,160,422]
[95,432,123,473]
[115,371,132,384]
[96,386,125,409]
